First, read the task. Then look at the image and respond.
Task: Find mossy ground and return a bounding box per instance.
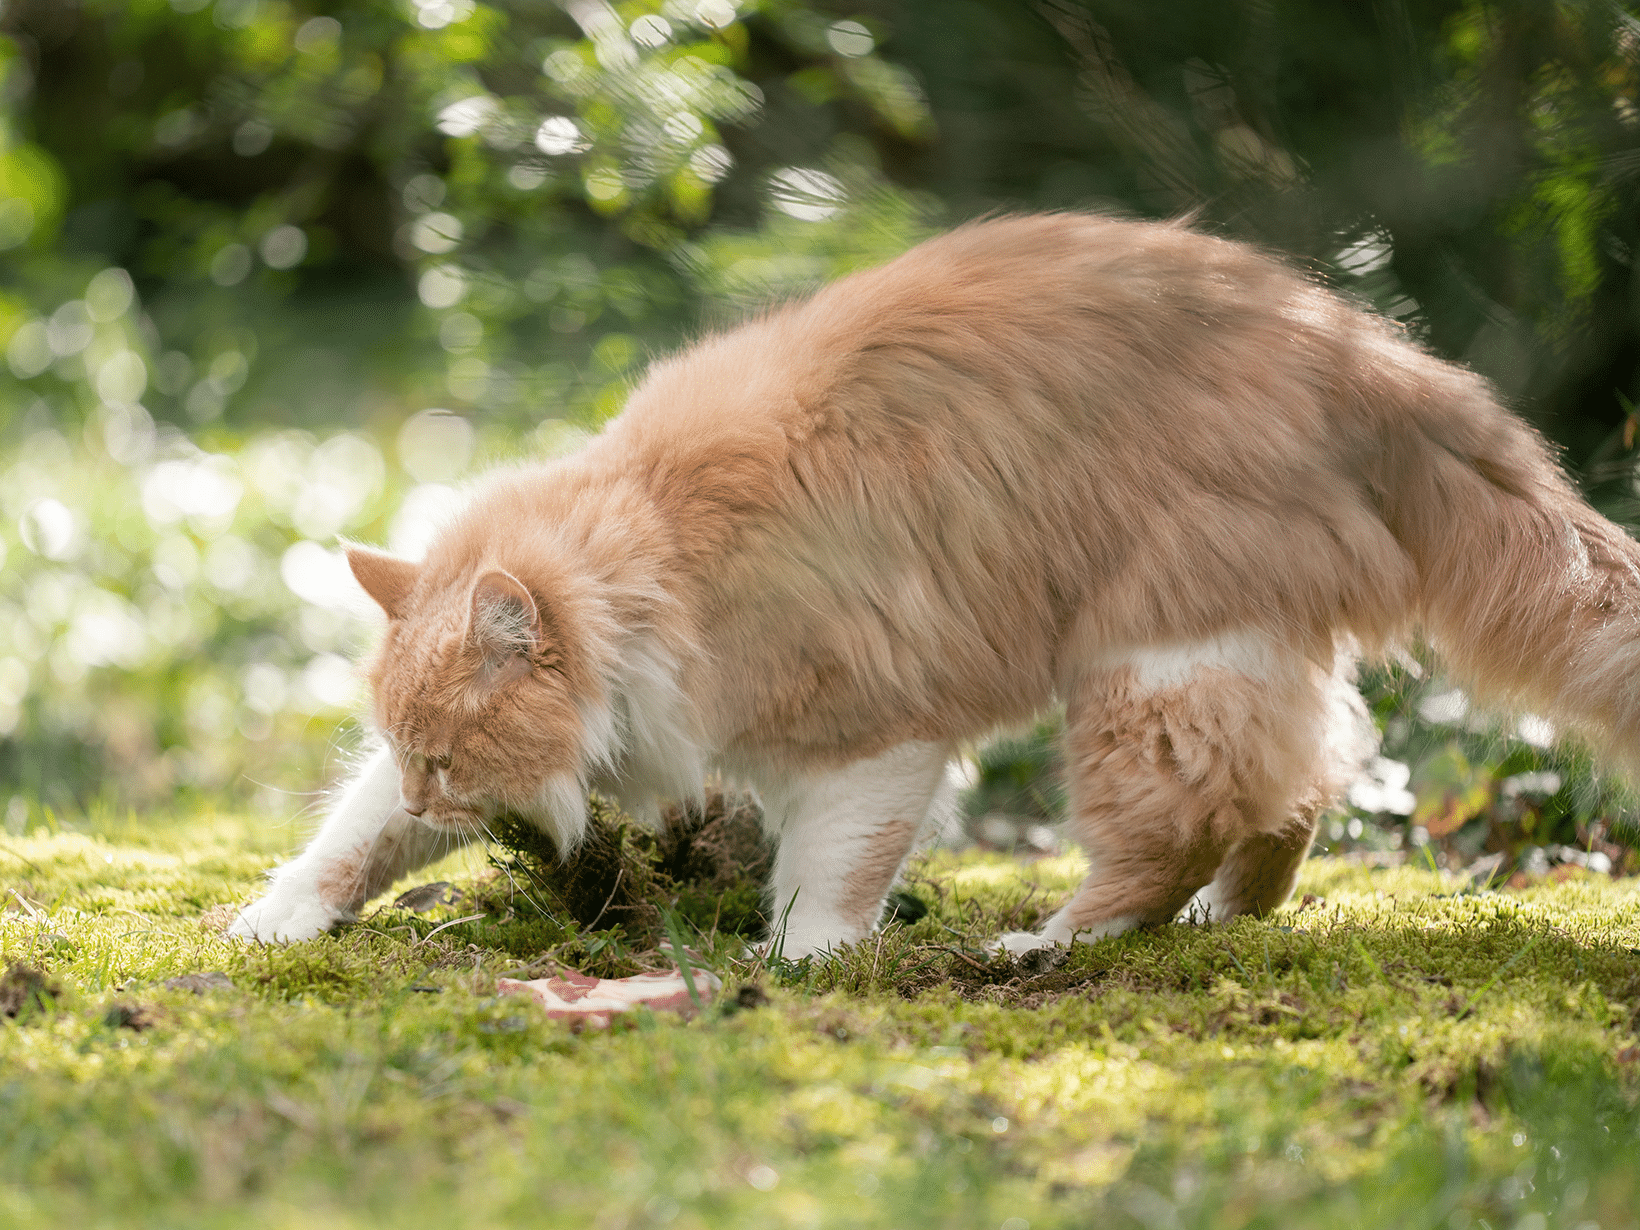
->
[3,807,1639,1230]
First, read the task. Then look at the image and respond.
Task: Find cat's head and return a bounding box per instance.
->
[345,545,595,850]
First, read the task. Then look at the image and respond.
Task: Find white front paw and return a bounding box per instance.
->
[992,930,1064,956]
[756,924,849,962]
[227,891,345,943]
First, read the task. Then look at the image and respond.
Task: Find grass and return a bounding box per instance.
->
[2,807,1639,1230]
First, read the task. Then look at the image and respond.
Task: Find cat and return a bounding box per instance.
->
[231,211,1640,957]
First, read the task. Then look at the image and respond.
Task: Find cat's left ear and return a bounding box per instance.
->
[469,570,543,669]
[346,546,419,619]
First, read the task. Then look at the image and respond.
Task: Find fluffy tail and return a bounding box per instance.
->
[1371,349,1640,765]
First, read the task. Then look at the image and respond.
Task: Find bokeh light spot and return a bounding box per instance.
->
[210,244,253,286]
[418,264,467,308]
[543,49,586,83]
[411,212,463,254]
[437,313,483,353]
[389,483,465,559]
[508,163,550,191]
[398,409,475,483]
[6,321,51,378]
[436,94,498,137]
[769,167,845,220]
[281,541,364,612]
[414,0,476,30]
[96,351,147,404]
[631,14,672,47]
[690,145,733,183]
[301,652,359,710]
[694,0,738,30]
[0,198,34,251]
[826,20,875,57]
[663,113,703,143]
[47,301,93,357]
[260,225,308,269]
[535,116,590,156]
[233,120,274,157]
[19,498,77,561]
[402,173,446,213]
[294,15,341,53]
[85,268,135,322]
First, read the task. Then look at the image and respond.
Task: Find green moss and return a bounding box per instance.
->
[3,810,1639,1229]
[481,789,774,948]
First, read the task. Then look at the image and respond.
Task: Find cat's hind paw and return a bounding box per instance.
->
[227,893,344,943]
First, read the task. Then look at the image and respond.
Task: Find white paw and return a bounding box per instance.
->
[227,892,345,943]
[754,926,849,962]
[991,930,1064,956]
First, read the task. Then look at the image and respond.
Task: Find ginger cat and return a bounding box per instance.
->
[232,213,1640,956]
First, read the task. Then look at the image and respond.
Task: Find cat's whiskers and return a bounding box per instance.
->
[477,817,556,920]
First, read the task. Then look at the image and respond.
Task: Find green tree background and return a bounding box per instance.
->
[1,0,1636,870]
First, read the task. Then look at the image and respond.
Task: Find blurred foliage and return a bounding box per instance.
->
[3,0,1640,856]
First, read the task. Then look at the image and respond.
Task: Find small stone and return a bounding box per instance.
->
[1016,946,1070,976]
[392,881,463,913]
[163,972,234,994]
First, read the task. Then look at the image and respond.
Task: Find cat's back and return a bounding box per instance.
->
[610,212,1363,488]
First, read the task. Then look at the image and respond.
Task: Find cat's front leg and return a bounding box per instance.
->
[229,745,468,942]
[760,742,949,959]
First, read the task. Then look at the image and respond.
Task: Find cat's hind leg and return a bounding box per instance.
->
[998,634,1351,953]
[230,744,472,942]
[1185,663,1369,922]
[759,741,950,960]
[1186,809,1320,923]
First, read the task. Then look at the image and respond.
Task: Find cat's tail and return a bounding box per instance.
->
[1372,347,1640,767]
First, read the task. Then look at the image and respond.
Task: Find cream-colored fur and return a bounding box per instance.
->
[235,213,1640,955]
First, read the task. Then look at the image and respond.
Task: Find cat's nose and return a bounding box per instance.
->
[402,799,424,816]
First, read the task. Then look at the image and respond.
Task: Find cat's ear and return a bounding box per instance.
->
[469,570,542,666]
[346,546,419,619]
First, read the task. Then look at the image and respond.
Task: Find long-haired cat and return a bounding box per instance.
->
[232,212,1640,956]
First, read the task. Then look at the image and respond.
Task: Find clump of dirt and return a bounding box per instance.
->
[103,1002,158,1031]
[483,788,773,943]
[1,962,57,1020]
[653,790,772,936]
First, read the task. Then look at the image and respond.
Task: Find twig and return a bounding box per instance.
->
[417,913,487,945]
[8,889,42,921]
[938,944,994,974]
[584,867,624,932]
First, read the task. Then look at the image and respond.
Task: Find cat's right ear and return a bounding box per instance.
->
[346,546,419,619]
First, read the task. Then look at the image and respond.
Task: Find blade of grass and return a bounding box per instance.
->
[1353,936,1386,983]
[661,907,702,1011]
[1456,931,1546,1021]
